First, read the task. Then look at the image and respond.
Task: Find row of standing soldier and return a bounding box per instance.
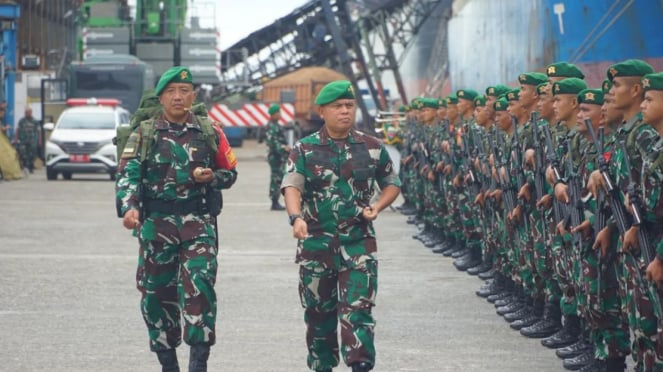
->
[396,60,663,372]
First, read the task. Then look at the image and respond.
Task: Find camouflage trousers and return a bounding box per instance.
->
[496,209,516,279]
[440,181,462,241]
[458,188,482,254]
[618,250,663,371]
[136,215,218,352]
[579,244,630,360]
[516,211,535,297]
[298,253,378,370]
[551,232,577,316]
[422,179,437,227]
[542,210,563,303]
[16,143,37,171]
[268,153,286,200]
[530,209,552,300]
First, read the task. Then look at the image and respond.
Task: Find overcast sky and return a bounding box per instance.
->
[214,0,309,49]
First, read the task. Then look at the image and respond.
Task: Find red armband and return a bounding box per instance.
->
[212,124,237,170]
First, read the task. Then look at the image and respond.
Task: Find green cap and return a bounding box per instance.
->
[518,72,548,86]
[536,82,550,95]
[268,104,280,115]
[420,98,439,109]
[155,66,194,96]
[642,72,663,92]
[506,88,521,102]
[473,95,487,107]
[398,105,407,112]
[546,62,585,79]
[438,98,447,108]
[446,94,458,105]
[486,85,511,97]
[494,98,509,112]
[552,78,588,96]
[607,59,654,81]
[457,89,478,101]
[577,89,604,105]
[410,97,422,108]
[314,80,356,105]
[602,79,612,94]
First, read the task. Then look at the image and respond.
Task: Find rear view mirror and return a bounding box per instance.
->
[43,123,55,131]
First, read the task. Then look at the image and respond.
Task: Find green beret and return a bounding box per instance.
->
[398,105,407,112]
[494,98,509,112]
[410,97,422,108]
[486,85,511,97]
[438,98,447,108]
[577,89,604,105]
[314,80,356,105]
[457,89,478,101]
[546,62,585,79]
[446,94,458,105]
[602,79,612,94]
[552,78,588,96]
[268,104,280,115]
[642,72,663,92]
[506,88,520,102]
[607,59,654,81]
[518,72,548,86]
[420,98,439,109]
[473,95,487,107]
[536,82,550,95]
[155,66,194,96]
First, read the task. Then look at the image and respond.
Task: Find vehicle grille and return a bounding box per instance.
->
[60,142,100,155]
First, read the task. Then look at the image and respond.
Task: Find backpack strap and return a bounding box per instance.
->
[139,119,156,162]
[195,115,219,153]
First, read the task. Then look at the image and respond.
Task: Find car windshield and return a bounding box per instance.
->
[58,112,116,130]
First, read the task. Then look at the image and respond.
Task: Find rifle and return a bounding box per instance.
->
[564,139,584,287]
[494,130,515,214]
[619,139,663,321]
[531,112,548,240]
[461,130,480,196]
[542,123,565,224]
[511,115,529,231]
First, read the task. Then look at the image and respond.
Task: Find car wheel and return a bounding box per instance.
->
[109,172,116,181]
[46,167,58,180]
[62,172,73,180]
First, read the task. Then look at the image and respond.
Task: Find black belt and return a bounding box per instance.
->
[144,197,207,215]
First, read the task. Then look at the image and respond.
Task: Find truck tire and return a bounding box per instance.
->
[46,167,57,180]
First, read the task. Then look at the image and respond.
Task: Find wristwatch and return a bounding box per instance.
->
[288,214,303,226]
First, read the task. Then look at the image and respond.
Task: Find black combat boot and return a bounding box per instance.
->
[476,273,503,297]
[541,314,581,349]
[442,239,463,256]
[562,347,594,370]
[156,349,180,372]
[351,362,373,372]
[605,356,626,372]
[510,297,543,330]
[189,344,210,372]
[556,329,591,359]
[520,299,562,338]
[270,198,285,211]
[478,267,495,280]
[577,358,601,372]
[454,246,482,271]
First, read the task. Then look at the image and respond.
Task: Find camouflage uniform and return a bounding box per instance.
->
[116,113,238,351]
[265,118,289,201]
[281,127,400,371]
[15,116,40,171]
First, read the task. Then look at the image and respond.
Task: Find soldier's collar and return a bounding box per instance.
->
[319,127,363,145]
[619,112,643,134]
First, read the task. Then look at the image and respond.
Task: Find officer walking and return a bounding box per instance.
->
[265,103,290,210]
[281,80,401,372]
[13,108,41,173]
[116,67,238,372]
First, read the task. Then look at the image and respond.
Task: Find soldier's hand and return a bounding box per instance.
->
[556,220,568,236]
[473,158,481,170]
[123,209,140,230]
[436,161,444,172]
[537,194,553,210]
[284,145,292,153]
[498,166,507,181]
[588,170,605,199]
[621,225,639,253]
[571,220,592,239]
[474,193,484,208]
[624,194,633,215]
[362,205,379,221]
[442,140,450,154]
[511,205,522,224]
[489,154,495,167]
[427,170,435,182]
[403,155,413,164]
[292,218,308,240]
[491,189,503,203]
[524,149,535,168]
[453,174,462,188]
[443,164,452,175]
[646,257,663,287]
[193,167,215,183]
[554,183,569,204]
[593,225,613,257]
[517,184,531,202]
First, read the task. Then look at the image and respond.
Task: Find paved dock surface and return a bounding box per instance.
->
[0,140,566,371]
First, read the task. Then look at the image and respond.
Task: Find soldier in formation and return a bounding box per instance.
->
[398,59,663,372]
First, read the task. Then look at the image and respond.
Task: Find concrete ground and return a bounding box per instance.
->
[0,139,567,371]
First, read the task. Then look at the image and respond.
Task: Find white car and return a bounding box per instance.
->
[44,98,131,181]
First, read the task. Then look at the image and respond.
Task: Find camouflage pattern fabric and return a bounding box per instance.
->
[15,117,39,170]
[116,113,237,351]
[282,126,399,370]
[265,119,289,200]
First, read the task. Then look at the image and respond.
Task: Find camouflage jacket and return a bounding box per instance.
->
[16,117,39,144]
[116,114,237,217]
[265,119,288,156]
[282,127,400,265]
